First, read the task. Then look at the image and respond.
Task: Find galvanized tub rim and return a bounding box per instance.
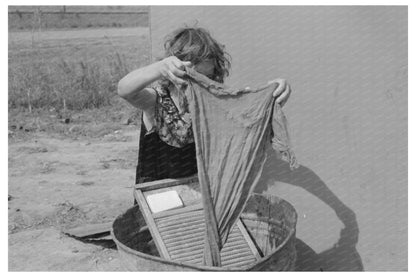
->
[111,194,297,271]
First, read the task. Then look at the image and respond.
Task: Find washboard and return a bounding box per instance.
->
[134,175,261,268]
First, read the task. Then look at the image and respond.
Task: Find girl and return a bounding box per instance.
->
[118,27,291,184]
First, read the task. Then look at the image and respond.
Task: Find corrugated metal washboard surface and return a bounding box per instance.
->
[154,205,260,267]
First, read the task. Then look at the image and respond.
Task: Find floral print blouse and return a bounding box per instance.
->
[152,83,194,148]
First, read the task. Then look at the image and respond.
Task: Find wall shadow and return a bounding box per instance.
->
[255,148,364,271]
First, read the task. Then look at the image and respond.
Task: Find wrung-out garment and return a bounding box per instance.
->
[183,68,299,267]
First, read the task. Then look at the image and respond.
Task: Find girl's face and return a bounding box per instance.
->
[194,59,215,80]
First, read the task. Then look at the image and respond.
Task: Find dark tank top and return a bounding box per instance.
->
[135,117,198,184]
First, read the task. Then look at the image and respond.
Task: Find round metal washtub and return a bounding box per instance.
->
[111,193,297,271]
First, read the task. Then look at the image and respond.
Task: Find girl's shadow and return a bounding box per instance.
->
[255,148,364,271]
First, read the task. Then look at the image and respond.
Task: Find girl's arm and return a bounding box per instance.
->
[117,57,192,111]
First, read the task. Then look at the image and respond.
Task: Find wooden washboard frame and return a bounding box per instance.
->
[134,175,261,268]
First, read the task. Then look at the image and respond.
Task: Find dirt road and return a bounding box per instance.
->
[9,27,149,44]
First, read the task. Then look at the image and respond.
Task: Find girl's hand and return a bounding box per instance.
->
[157,56,192,87]
[268,78,292,107]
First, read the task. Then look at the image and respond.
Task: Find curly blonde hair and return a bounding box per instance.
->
[163,27,231,83]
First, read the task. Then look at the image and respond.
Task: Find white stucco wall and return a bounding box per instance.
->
[149,6,407,270]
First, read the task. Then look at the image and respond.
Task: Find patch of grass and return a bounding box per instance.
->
[9,28,150,113]
[9,26,148,140]
[9,52,131,111]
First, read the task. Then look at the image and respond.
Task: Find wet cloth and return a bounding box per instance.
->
[183,68,299,266]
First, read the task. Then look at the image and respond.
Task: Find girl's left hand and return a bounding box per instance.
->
[268,78,291,107]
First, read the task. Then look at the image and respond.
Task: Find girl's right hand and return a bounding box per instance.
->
[157,56,192,86]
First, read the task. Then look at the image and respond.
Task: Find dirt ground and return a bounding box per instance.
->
[8,125,139,271]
